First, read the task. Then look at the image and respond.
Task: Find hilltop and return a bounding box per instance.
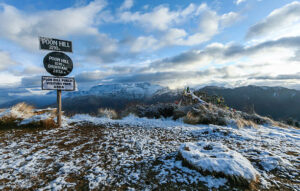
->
[0,92,299,190]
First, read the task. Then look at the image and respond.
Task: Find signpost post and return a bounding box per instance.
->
[40,37,75,127]
[57,90,62,127]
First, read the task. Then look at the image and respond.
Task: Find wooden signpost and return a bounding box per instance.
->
[40,37,75,127]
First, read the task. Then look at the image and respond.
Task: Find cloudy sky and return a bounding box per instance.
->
[0,0,300,95]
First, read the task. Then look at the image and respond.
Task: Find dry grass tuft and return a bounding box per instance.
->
[98,108,118,119]
[183,105,227,126]
[183,111,199,124]
[10,102,35,118]
[0,116,21,130]
[235,118,258,129]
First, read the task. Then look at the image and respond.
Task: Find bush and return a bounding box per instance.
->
[10,102,35,118]
[0,116,21,130]
[98,108,118,119]
[122,103,177,119]
[119,96,291,129]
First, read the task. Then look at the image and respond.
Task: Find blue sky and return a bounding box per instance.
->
[0,0,300,97]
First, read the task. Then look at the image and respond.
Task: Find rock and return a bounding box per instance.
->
[179,142,260,188]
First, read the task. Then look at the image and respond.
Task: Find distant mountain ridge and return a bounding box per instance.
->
[199,85,300,121]
[1,83,299,122]
[61,82,180,114]
[0,82,169,108]
[65,82,167,99]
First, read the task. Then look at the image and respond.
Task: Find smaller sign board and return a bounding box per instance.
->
[40,37,72,52]
[42,76,75,91]
[43,51,73,76]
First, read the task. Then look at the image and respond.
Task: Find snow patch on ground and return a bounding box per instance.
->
[179,142,260,184]
[20,113,52,125]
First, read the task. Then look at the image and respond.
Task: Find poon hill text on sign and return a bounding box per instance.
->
[40,37,73,52]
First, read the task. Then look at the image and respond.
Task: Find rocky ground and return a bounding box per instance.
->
[0,112,299,190]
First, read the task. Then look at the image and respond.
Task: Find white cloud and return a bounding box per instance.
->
[120,0,134,11]
[0,0,107,50]
[119,5,179,31]
[220,12,240,28]
[130,36,158,52]
[141,36,300,81]
[121,3,240,51]
[118,3,212,32]
[175,10,239,46]
[181,3,196,17]
[0,72,21,88]
[161,28,187,45]
[235,0,247,5]
[0,51,17,71]
[83,33,119,64]
[246,1,300,40]
[21,65,44,75]
[75,70,114,82]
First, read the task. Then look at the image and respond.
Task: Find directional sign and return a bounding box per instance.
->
[39,37,72,52]
[42,76,75,91]
[43,51,73,76]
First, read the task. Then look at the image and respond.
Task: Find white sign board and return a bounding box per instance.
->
[42,76,75,91]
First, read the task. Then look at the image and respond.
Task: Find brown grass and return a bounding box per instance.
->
[0,116,21,130]
[10,102,35,118]
[98,108,118,119]
[235,118,258,129]
[0,103,57,130]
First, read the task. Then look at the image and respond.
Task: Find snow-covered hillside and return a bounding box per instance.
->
[0,108,299,190]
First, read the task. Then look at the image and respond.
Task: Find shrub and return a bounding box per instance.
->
[98,108,118,119]
[10,102,35,118]
[122,103,177,119]
[0,116,21,130]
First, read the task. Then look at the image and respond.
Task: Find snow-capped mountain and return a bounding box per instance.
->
[66,82,168,99]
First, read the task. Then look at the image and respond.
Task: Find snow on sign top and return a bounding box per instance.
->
[39,37,72,53]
